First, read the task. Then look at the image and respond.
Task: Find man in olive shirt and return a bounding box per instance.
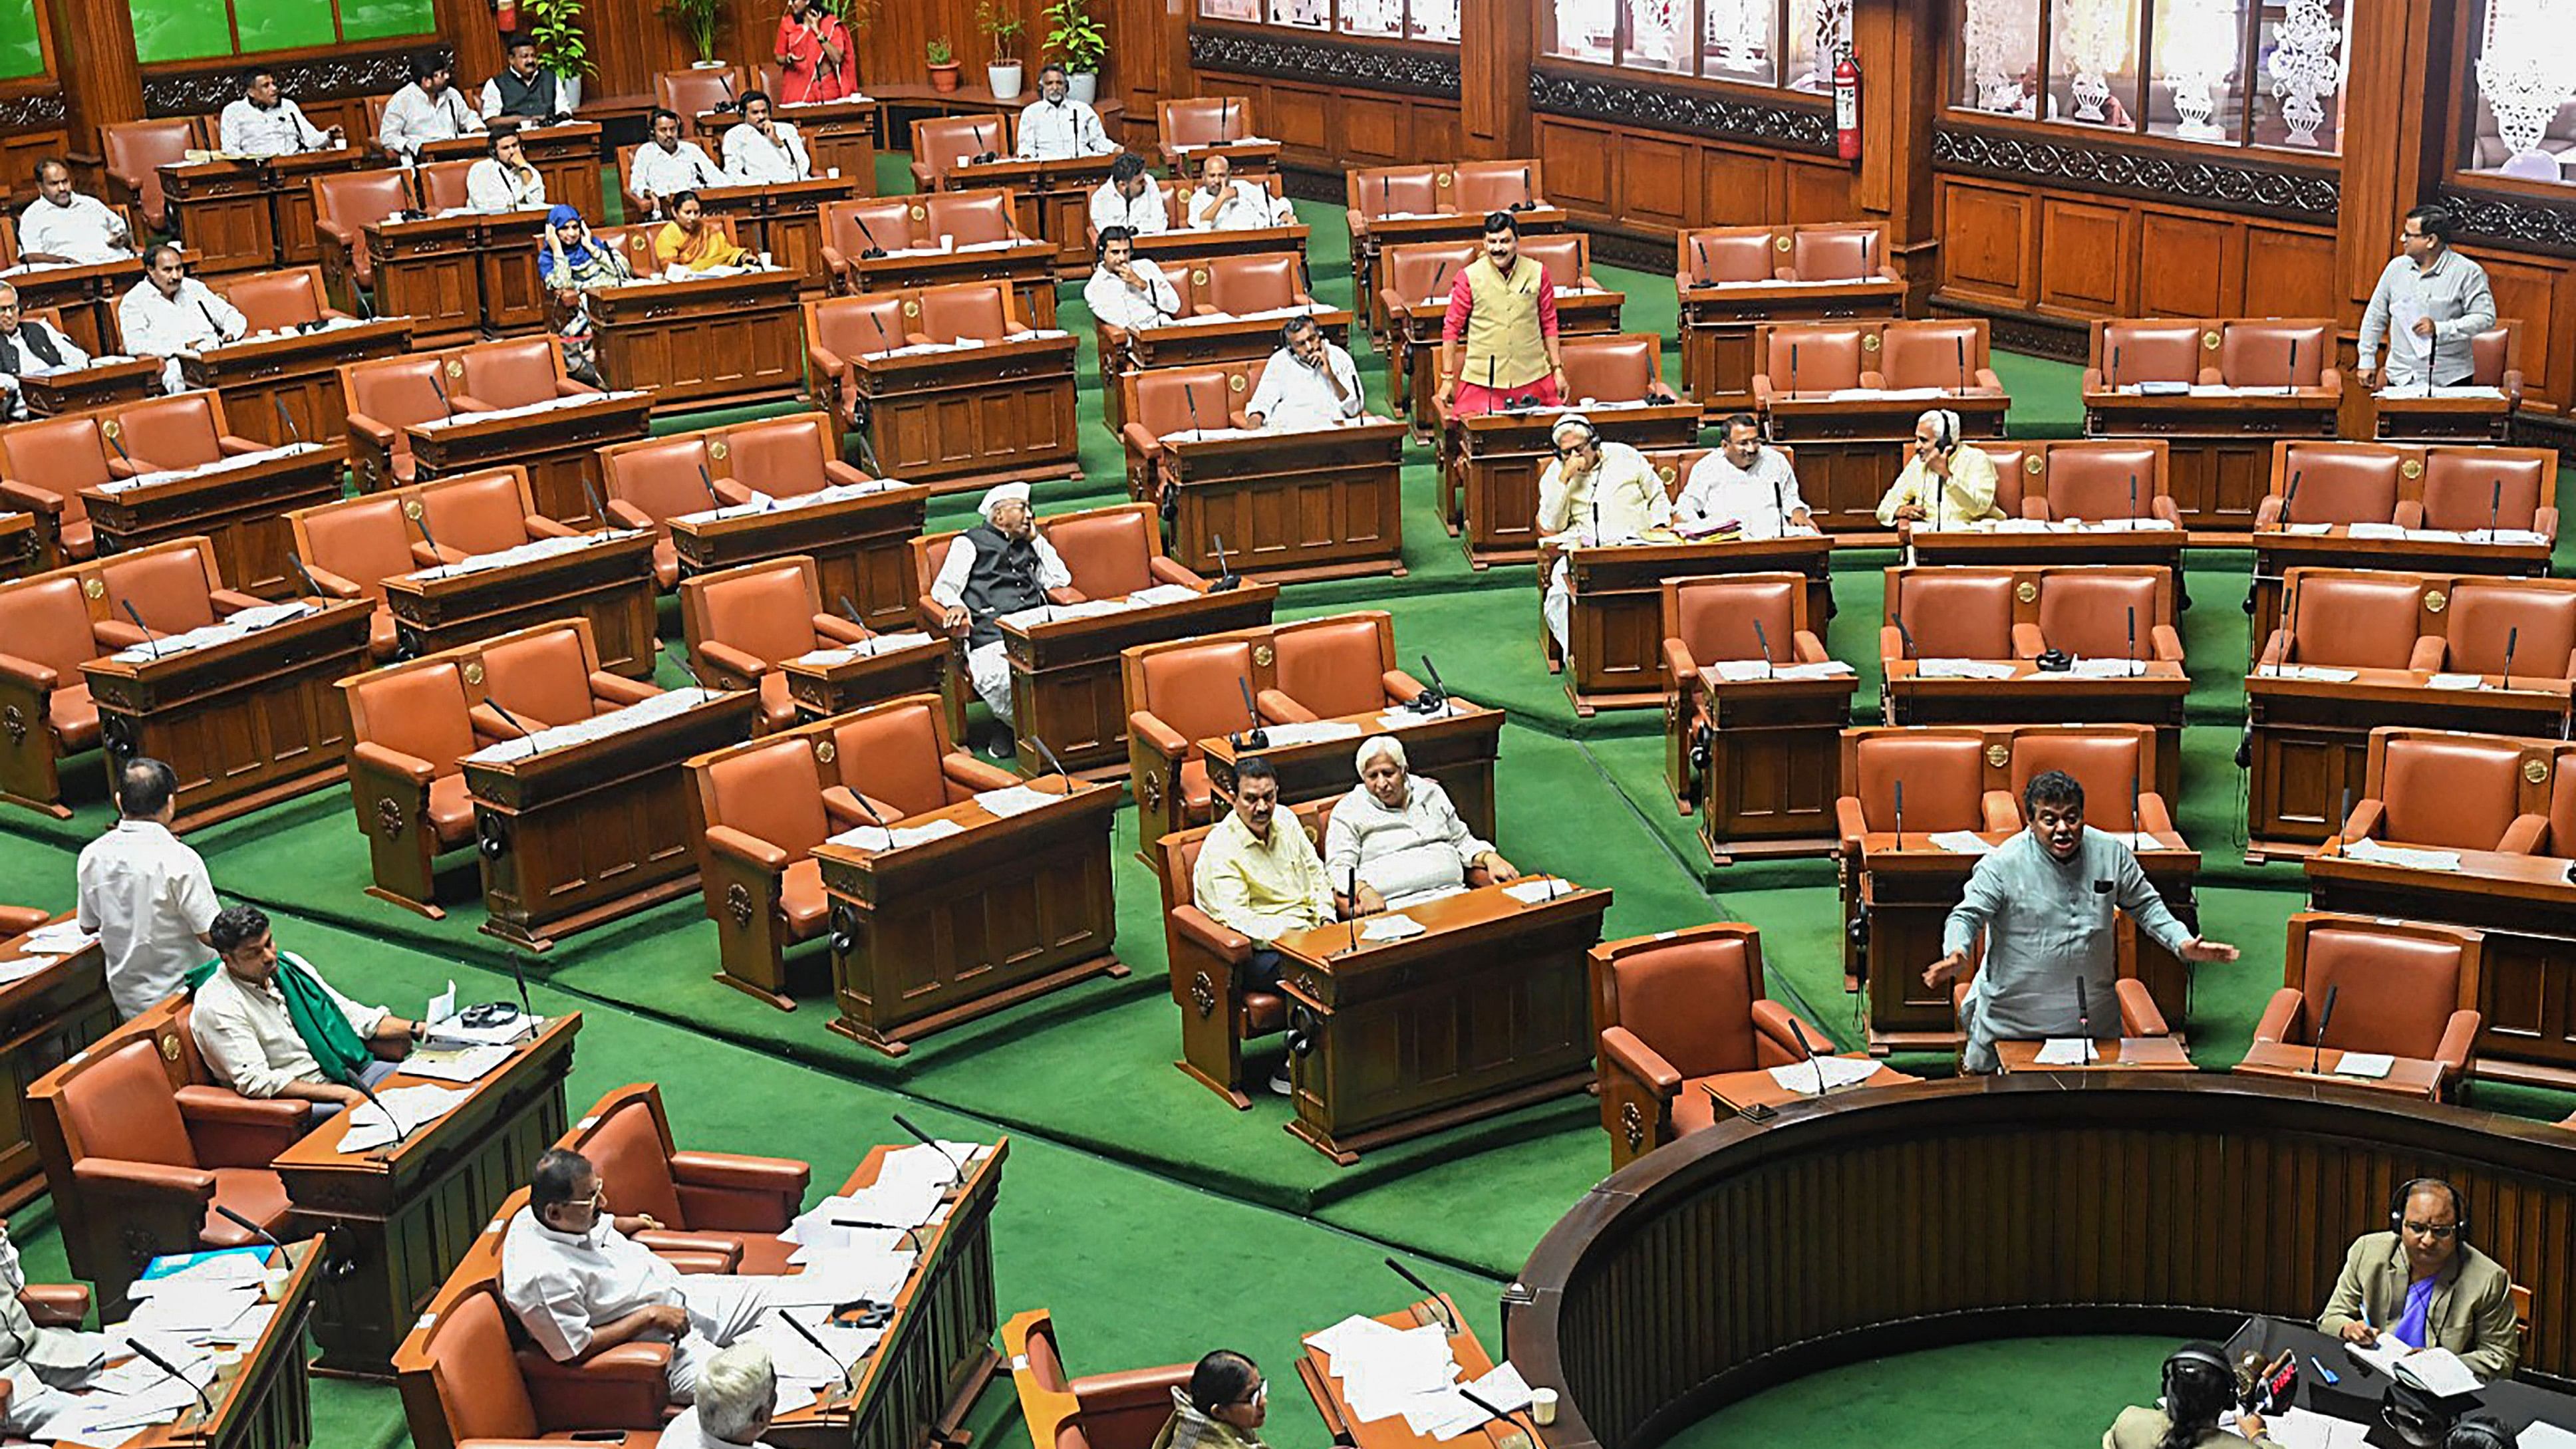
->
[1189,757,1336,1095]
[2319,1178,2519,1381]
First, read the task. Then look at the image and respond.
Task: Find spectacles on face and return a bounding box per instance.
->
[1237,1381,1268,1409]
[2402,1220,2459,1239]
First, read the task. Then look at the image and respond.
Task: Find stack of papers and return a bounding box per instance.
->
[2069,658,2150,678]
[1501,879,1573,905]
[749,1250,915,1308]
[408,529,644,581]
[1378,706,1459,731]
[827,817,968,853]
[746,1311,883,1398]
[98,441,329,493]
[2255,664,2359,682]
[974,785,1061,819]
[1705,659,1856,683]
[2078,517,2178,532]
[2279,521,2335,535]
[1360,914,1426,942]
[2330,1051,2398,1080]
[113,601,319,663]
[463,687,718,763]
[2034,1038,2106,1065]
[791,631,937,667]
[11,918,96,959]
[339,1084,470,1152]
[2428,673,2487,690]
[410,390,646,430]
[2462,527,2549,545]
[1928,831,1994,855]
[2261,1406,2374,1449]
[400,1044,517,1083]
[1824,386,1950,402]
[1302,1315,1536,1440]
[678,479,907,525]
[2347,522,2409,540]
[1257,721,1365,747]
[2343,839,2464,872]
[1914,659,2017,680]
[1766,1055,1882,1093]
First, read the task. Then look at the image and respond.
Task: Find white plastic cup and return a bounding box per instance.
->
[758,251,774,268]
[1530,1388,1558,1426]
[940,234,955,252]
[827,166,841,179]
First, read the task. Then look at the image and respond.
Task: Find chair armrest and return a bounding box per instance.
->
[591,672,659,707]
[1981,791,2022,833]
[1046,586,1086,605]
[1857,370,1886,390]
[1662,638,1698,686]
[17,1283,90,1328]
[711,479,754,507]
[2500,813,2549,855]
[2150,624,2184,662]
[216,435,265,457]
[2257,629,2293,669]
[2393,499,2426,530]
[2408,636,2447,672]
[71,1157,214,1201]
[941,753,1023,792]
[915,591,954,634]
[2152,496,2183,525]
[1749,999,1826,1065]
[2252,988,2305,1044]
[1255,688,1318,724]
[0,906,49,937]
[1068,1364,1198,1412]
[1792,630,1830,665]
[351,740,437,786]
[631,1229,744,1271]
[1171,904,1250,963]
[671,1156,811,1233]
[604,499,656,530]
[523,515,580,539]
[174,1084,311,1164]
[2434,1009,2482,1079]
[2010,622,2046,659]
[468,704,522,743]
[2138,793,2178,837]
[1597,1025,1682,1096]
[2535,505,2557,539]
[449,396,499,414]
[1834,796,1868,851]
[2340,798,2385,844]
[0,480,63,515]
[697,639,770,681]
[302,563,365,599]
[2115,978,2170,1037]
[0,650,59,692]
[1878,626,1904,664]
[705,824,790,872]
[1382,669,1428,702]
[92,620,148,649]
[820,244,850,275]
[210,588,265,614]
[1120,422,1166,461]
[1973,369,2003,390]
[2319,368,2343,399]
[344,412,396,448]
[807,343,849,382]
[822,460,872,489]
[1127,711,1190,759]
[518,1340,671,1427]
[554,378,592,399]
[1147,556,1200,587]
[814,614,869,646]
[2254,496,2285,529]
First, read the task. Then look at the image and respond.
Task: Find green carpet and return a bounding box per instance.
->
[5,162,2574,1449]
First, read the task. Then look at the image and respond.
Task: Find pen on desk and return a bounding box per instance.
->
[2309,1354,2337,1384]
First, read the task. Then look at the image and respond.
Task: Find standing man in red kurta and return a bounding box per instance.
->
[774,0,855,104]
[1435,210,1566,416]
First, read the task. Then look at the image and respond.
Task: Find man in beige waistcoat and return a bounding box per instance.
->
[1434,210,1566,416]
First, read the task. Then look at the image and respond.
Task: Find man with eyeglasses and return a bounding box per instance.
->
[2318,1178,2519,1380]
[1150,1349,1274,1449]
[1536,412,1670,658]
[2358,204,2496,394]
[0,281,90,422]
[499,1147,780,1403]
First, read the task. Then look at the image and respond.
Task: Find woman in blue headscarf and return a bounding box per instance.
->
[539,202,633,383]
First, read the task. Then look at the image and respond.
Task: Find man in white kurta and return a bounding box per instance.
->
[0,1220,110,1440]
[1088,154,1168,235]
[630,109,725,215]
[1324,735,1514,912]
[75,757,217,1018]
[219,69,340,156]
[722,94,811,183]
[1925,769,2237,1073]
[0,281,90,423]
[1016,66,1117,159]
[16,160,133,265]
[464,131,548,213]
[1184,154,1290,231]
[118,245,249,394]
[378,53,482,163]
[500,1148,778,1403]
[1244,316,1363,431]
[927,481,1074,757]
[1083,229,1180,332]
[1537,412,1673,654]
[1676,414,1814,539]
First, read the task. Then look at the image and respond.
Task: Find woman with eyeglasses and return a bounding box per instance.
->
[1151,1351,1272,1449]
[2317,1178,2519,1381]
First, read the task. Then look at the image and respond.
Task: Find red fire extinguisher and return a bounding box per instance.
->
[494,0,519,33]
[1834,52,1862,164]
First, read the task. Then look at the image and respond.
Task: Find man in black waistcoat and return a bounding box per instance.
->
[927,481,1080,760]
[0,282,90,422]
[480,35,570,125]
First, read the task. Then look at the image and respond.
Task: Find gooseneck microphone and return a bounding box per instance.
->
[1750,616,1775,680]
[350,1069,411,1143]
[122,600,164,659]
[780,1312,859,1394]
[2075,976,2093,1065]
[127,1338,215,1419]
[214,1204,286,1249]
[1384,1257,1457,1332]
[1234,676,1268,750]
[1785,1013,1828,1097]
[891,1113,965,1186]
[2311,982,2341,1076]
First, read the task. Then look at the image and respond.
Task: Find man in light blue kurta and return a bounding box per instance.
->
[1924,770,2238,1073]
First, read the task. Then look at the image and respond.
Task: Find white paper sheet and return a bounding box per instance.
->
[2033,1037,2106,1065]
[2343,839,2464,872]
[2394,1346,2484,1396]
[1501,878,1574,905]
[1928,831,1994,855]
[1360,914,1425,942]
[1764,1055,1882,1093]
[2331,1051,2397,1080]
[972,785,1061,819]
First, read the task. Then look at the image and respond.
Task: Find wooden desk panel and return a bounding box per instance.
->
[516,122,605,224]
[668,484,931,633]
[80,598,375,833]
[80,446,349,600]
[1907,522,2187,577]
[780,636,950,722]
[0,922,114,1214]
[161,160,279,273]
[1004,585,1280,775]
[0,510,41,580]
[1703,1055,1920,1113]
[2355,387,2515,444]
[367,215,489,348]
[21,358,160,416]
[1993,1037,2193,1071]
[1158,420,1407,585]
[817,778,1123,1054]
[2231,1041,2445,1099]
[1690,673,1860,864]
[4,257,138,356]
[856,334,1081,495]
[406,392,655,528]
[275,1014,581,1377]
[380,533,662,678]
[589,270,804,413]
[1555,533,1833,715]
[1679,279,1908,412]
[837,241,1060,329]
[183,319,418,449]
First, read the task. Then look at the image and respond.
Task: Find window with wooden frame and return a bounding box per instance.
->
[2451,0,2576,189]
[1542,0,1845,92]
[127,0,438,65]
[1194,0,1462,43]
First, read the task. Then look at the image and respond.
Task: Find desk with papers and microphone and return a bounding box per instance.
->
[181,314,416,450]
[820,190,1062,329]
[1990,1036,2194,1072]
[821,319,1083,496]
[2080,317,2343,539]
[1127,406,1410,587]
[63,1235,329,1449]
[1199,702,1506,857]
[404,389,657,528]
[0,255,144,354]
[584,263,806,414]
[0,913,115,1213]
[666,480,932,635]
[1445,397,1699,570]
[1300,1295,1540,1449]
[81,439,348,602]
[18,354,161,415]
[997,580,1282,777]
[1749,319,2011,537]
[160,148,368,271]
[380,528,663,679]
[1546,525,1834,716]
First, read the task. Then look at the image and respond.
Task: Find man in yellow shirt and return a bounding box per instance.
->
[1189,757,1337,1095]
[1434,211,1566,416]
[1875,407,2005,531]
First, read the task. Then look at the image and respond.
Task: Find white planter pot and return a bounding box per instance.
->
[1068,71,1099,104]
[690,59,728,70]
[988,63,1025,100]
[557,74,583,112]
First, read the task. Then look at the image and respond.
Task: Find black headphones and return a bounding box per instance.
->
[2446,1414,2513,1449]
[2390,1176,2467,1231]
[1552,416,1599,456]
[2165,1343,2232,1379]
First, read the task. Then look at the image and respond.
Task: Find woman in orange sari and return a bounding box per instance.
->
[651,191,750,274]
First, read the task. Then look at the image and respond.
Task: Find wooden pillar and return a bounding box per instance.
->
[1851,0,1942,311]
[1459,0,1532,159]
[439,0,505,89]
[2336,0,2441,318]
[46,0,143,147]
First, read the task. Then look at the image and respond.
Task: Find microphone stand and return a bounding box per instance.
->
[890,1111,966,1192]
[1383,1257,1457,1333]
[2310,983,2340,1077]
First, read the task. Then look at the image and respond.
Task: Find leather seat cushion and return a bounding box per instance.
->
[59,517,94,559]
[48,684,99,749]
[1179,758,1213,815]
[426,773,476,848]
[778,857,827,938]
[1672,1080,1721,1137]
[203,1168,291,1246]
[1240,989,1286,1034]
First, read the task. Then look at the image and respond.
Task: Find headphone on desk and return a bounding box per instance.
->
[2445,1415,2513,1449]
[2390,1176,2467,1232]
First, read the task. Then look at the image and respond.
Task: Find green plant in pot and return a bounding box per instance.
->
[660,0,724,66]
[1043,0,1105,104]
[522,0,595,110]
[926,36,962,92]
[977,1,1026,100]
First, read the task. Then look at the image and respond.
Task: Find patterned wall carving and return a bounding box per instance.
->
[1528,68,1835,154]
[1933,124,2340,223]
[144,50,417,116]
[2439,186,2576,259]
[0,92,68,128]
[1187,27,1461,98]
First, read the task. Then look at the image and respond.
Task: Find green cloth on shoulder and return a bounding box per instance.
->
[183,952,374,1085]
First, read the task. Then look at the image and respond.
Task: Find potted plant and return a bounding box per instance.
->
[660,0,724,66]
[977,1,1026,100]
[926,37,962,92]
[1043,0,1106,103]
[523,0,594,112]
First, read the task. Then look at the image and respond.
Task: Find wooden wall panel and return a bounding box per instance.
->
[1701,150,1776,226]
[1935,180,2034,308]
[1783,161,1854,223]
[1341,94,1405,165]
[1410,102,1457,158]
[1622,134,1691,231]
[2479,255,2567,418]
[2037,198,2132,316]
[1535,118,1614,215]
[2240,225,2339,319]
[1270,82,1330,153]
[2136,211,2238,318]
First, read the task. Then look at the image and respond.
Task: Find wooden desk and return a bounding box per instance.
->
[679,178,858,295]
[1277,881,1609,1164]
[1131,222,1312,275]
[1763,390,2010,537]
[465,688,761,951]
[814,773,1123,1053]
[2249,528,2550,664]
[1550,532,1833,714]
[2231,1040,2445,1099]
[275,1013,581,1377]
[160,158,281,273]
[3,256,140,354]
[1908,519,2187,577]
[1298,1296,1528,1449]
[266,150,368,266]
[405,391,655,527]
[1993,1036,2194,1072]
[1679,277,1908,414]
[1153,418,1407,585]
[1701,1054,1918,1112]
[2082,386,2340,539]
[2246,667,2570,861]
[850,330,1080,495]
[0,509,40,579]
[1846,829,2200,1053]
[182,317,417,449]
[20,356,160,416]
[380,531,662,678]
[668,481,931,633]
[513,122,605,222]
[833,235,1061,330]
[2307,843,2576,1090]
[0,917,114,1214]
[1194,700,1505,860]
[587,268,804,413]
[2353,382,2516,444]
[1678,666,1860,865]
[80,444,349,601]
[1884,660,2188,800]
[80,598,376,832]
[1004,581,1280,776]
[966,155,1115,273]
[1447,402,1700,569]
[362,213,503,348]
[778,634,950,722]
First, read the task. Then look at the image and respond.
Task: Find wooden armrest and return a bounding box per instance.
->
[2253,496,2285,527]
[1877,625,1906,664]
[301,563,365,598]
[72,1158,214,1200]
[1171,904,1249,962]
[92,620,148,649]
[2010,622,2045,658]
[2150,624,2184,662]
[0,650,59,691]
[1834,797,1868,851]
[1749,999,1824,1063]
[216,435,263,456]
[17,1283,90,1328]
[2435,1010,2482,1078]
[941,753,1022,792]
[1146,557,1200,587]
[2499,813,2549,855]
[209,588,265,614]
[1120,422,1165,460]
[1792,631,1830,665]
[2339,799,2385,846]
[174,1084,309,1132]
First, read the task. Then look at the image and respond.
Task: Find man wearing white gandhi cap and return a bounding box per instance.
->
[928,481,1077,760]
[1322,734,1516,914]
[1534,412,1672,659]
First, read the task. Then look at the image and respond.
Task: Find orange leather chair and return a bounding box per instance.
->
[1879,319,2002,395]
[1990,726,2177,839]
[108,394,261,475]
[290,493,414,659]
[2420,447,2557,537]
[559,1083,811,1274]
[688,733,835,1006]
[909,115,1010,189]
[341,654,486,914]
[2339,731,2543,855]
[1115,359,1256,501]
[2466,324,2524,398]
[1517,234,1598,293]
[720,413,855,499]
[92,539,259,652]
[1882,567,2015,661]
[1752,324,1866,396]
[1836,729,2009,858]
[599,435,750,589]
[1661,572,1831,809]
[1002,1309,1195,1449]
[313,168,418,301]
[1191,251,1308,316]
[456,337,591,412]
[921,189,1023,247]
[2027,568,2183,663]
[1591,923,1830,1165]
[1788,225,1886,281]
[0,567,109,813]
[1155,800,1330,1107]
[2249,914,2482,1092]
[820,196,917,283]
[341,354,454,491]
[2259,571,2430,672]
[416,469,581,565]
[588,223,665,280]
[25,1000,306,1315]
[1345,164,1442,228]
[804,293,914,422]
[676,557,871,729]
[1157,96,1256,152]
[654,66,742,120]
[817,692,1015,828]
[212,265,341,330]
[415,160,478,215]
[1677,227,1779,286]
[2219,319,2337,390]
[1560,332,1677,405]
[2438,580,2576,681]
[476,619,660,731]
[2016,440,2180,525]
[102,118,204,235]
[1375,242,1477,319]
[0,415,115,561]
[1451,159,1544,213]
[396,1271,670,1449]
[1270,612,1424,718]
[2259,443,2404,528]
[917,281,1028,344]
[1124,634,1256,836]
[1047,503,1203,602]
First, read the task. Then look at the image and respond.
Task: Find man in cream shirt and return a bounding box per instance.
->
[116,244,248,394]
[189,904,420,1120]
[75,758,218,1019]
[1244,315,1363,431]
[16,159,133,265]
[1324,735,1515,912]
[722,92,812,183]
[629,108,724,216]
[1676,413,1814,539]
[1537,412,1673,655]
